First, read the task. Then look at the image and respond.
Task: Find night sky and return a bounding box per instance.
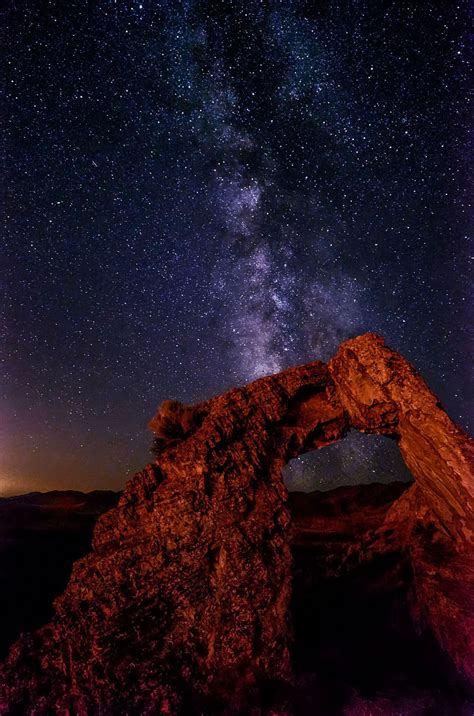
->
[2,1,472,495]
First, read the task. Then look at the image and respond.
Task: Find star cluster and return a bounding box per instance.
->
[2,0,471,494]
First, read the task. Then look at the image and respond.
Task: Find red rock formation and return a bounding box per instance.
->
[329,335,474,688]
[0,333,472,714]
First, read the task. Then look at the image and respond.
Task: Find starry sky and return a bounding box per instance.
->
[2,0,472,495]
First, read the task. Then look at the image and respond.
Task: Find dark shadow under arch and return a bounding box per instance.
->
[282,424,463,713]
[283,450,457,716]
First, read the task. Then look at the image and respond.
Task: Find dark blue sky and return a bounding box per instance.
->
[2,0,472,494]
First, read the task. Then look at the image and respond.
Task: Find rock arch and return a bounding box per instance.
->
[0,334,472,714]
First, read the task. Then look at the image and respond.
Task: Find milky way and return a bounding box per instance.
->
[2,1,472,494]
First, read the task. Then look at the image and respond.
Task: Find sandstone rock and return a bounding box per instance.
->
[0,333,472,714]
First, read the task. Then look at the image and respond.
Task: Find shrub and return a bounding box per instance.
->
[149,400,201,454]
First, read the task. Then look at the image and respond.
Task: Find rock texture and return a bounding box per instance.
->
[0,333,472,714]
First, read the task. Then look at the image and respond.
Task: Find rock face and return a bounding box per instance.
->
[0,333,472,714]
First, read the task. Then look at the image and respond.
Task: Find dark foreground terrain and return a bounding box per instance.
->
[0,482,471,714]
[0,490,120,660]
[289,484,469,714]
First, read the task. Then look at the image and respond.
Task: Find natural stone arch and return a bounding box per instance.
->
[0,334,472,714]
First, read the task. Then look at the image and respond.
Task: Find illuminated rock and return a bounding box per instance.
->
[0,333,472,714]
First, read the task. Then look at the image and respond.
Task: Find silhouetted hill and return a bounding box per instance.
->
[0,490,120,659]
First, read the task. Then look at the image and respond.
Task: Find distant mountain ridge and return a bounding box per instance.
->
[0,488,120,508]
[0,489,120,660]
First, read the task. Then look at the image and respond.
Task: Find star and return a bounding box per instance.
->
[2,0,471,495]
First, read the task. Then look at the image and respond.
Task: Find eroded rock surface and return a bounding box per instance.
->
[0,333,472,714]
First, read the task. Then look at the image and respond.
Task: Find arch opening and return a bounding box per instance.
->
[284,429,458,712]
[282,430,413,493]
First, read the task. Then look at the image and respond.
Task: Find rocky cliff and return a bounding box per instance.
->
[0,333,472,714]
